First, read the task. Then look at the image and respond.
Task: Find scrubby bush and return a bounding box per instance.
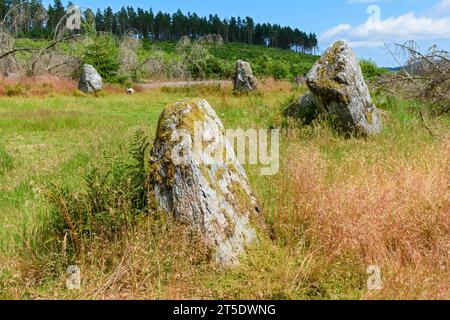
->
[360,58,388,80]
[4,84,29,96]
[271,61,290,80]
[140,40,318,81]
[82,34,120,82]
[253,54,273,76]
[118,35,142,81]
[139,49,190,80]
[289,63,310,78]
[13,36,319,82]
[175,38,235,80]
[204,56,228,79]
[176,36,211,80]
[45,129,150,260]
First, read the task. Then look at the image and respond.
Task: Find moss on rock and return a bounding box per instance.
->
[306,41,383,135]
[148,98,261,267]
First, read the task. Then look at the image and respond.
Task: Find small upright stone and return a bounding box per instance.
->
[306,41,382,135]
[233,60,257,92]
[78,64,103,93]
[149,99,261,267]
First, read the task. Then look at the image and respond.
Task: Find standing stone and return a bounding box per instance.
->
[283,92,318,125]
[78,64,103,93]
[306,41,382,135]
[233,60,258,92]
[149,99,261,266]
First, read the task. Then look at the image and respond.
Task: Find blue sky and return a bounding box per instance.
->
[43,0,450,67]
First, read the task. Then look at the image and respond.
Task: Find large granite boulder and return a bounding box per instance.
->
[306,41,382,135]
[283,92,318,125]
[149,98,261,266]
[78,64,103,93]
[233,60,258,92]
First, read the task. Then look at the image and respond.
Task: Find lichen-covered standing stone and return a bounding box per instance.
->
[149,99,261,266]
[233,60,258,92]
[78,64,103,93]
[306,41,382,135]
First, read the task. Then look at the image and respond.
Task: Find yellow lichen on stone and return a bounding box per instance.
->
[365,110,373,125]
[149,98,262,266]
[228,181,256,217]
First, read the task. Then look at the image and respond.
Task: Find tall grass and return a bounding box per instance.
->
[0,83,448,299]
[0,143,13,176]
[267,139,449,299]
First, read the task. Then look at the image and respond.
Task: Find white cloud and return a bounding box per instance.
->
[437,0,450,10]
[429,0,450,17]
[320,24,352,40]
[346,40,385,48]
[320,3,450,48]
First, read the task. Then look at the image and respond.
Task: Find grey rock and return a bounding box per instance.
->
[306,41,382,135]
[149,99,260,267]
[283,92,318,124]
[78,64,103,93]
[3,72,20,78]
[233,60,257,92]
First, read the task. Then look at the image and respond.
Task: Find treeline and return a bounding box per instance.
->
[0,0,318,53]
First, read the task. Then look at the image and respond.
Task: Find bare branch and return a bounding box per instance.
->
[384,43,414,80]
[0,47,39,60]
[394,42,447,76]
[46,34,82,50]
[0,35,81,61]
[375,42,449,115]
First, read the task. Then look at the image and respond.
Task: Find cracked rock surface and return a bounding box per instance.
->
[149,98,261,266]
[306,41,383,135]
[78,64,103,93]
[233,60,258,92]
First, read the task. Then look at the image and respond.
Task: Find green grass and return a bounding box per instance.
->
[0,84,448,300]
[0,87,287,253]
[0,143,13,176]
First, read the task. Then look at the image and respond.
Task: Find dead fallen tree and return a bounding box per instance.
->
[0,32,20,74]
[377,41,449,116]
[0,2,38,74]
[0,2,87,77]
[118,30,142,79]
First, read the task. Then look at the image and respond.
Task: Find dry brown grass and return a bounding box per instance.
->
[270,135,450,299]
[0,75,131,97]
[0,75,292,98]
[2,216,211,300]
[259,77,296,93]
[0,75,77,96]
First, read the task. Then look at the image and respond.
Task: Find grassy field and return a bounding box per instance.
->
[0,80,449,299]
